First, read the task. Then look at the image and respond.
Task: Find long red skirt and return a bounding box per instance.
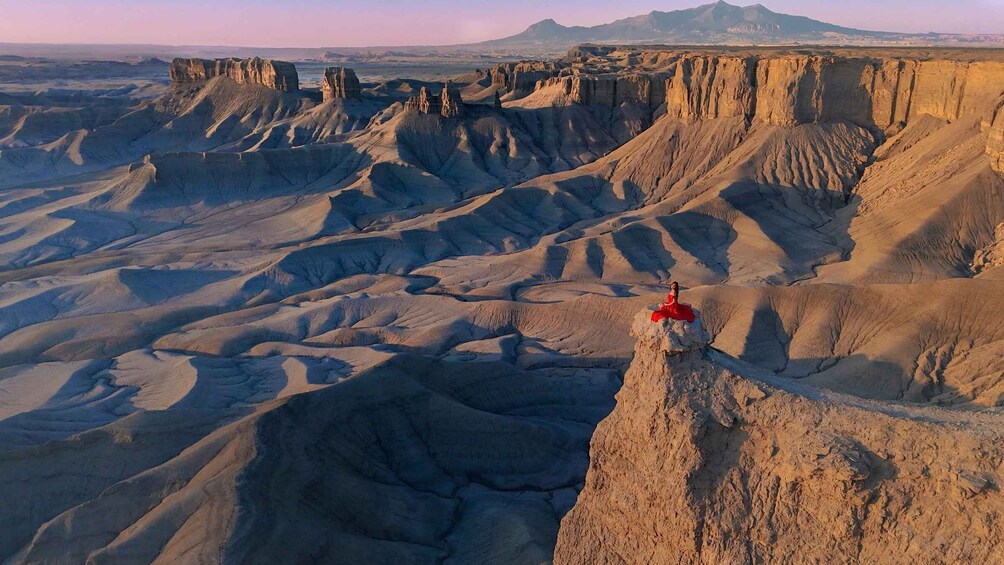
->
[650,297,696,323]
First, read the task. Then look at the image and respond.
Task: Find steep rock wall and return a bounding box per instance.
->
[512,52,1004,132]
[321,66,361,101]
[532,74,670,110]
[752,57,1004,129]
[985,97,1004,173]
[668,56,1004,128]
[665,55,756,120]
[571,74,668,109]
[170,57,299,92]
[555,308,1004,564]
[403,82,465,118]
[490,61,562,93]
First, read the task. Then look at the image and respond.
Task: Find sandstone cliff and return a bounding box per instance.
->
[508,48,1004,133]
[169,57,299,92]
[321,66,361,101]
[403,82,465,118]
[537,74,670,111]
[403,86,439,115]
[985,97,1004,173]
[490,61,562,93]
[554,307,1004,564]
[663,55,756,120]
[747,56,1004,129]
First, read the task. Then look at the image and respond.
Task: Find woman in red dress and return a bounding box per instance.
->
[651,281,696,323]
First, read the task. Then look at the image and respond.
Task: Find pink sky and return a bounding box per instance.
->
[0,0,1000,47]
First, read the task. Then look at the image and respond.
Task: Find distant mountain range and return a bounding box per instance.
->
[480,0,1004,49]
[2,0,1002,63]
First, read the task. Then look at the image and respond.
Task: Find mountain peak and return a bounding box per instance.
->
[742,3,774,14]
[490,0,883,47]
[707,0,742,9]
[525,18,565,31]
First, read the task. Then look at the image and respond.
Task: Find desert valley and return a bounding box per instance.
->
[2,1,1004,563]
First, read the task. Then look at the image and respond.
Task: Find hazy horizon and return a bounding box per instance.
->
[1,0,1002,48]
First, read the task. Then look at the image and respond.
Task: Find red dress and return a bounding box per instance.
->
[651,294,696,323]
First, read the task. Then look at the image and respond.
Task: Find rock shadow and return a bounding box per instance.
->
[719,181,860,272]
[656,212,738,277]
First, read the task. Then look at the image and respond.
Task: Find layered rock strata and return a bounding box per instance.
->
[986,97,1004,173]
[539,74,670,111]
[490,61,563,93]
[555,307,1004,564]
[321,66,361,101]
[403,82,464,118]
[501,50,1004,132]
[169,57,299,92]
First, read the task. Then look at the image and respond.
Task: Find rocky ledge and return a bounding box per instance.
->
[555,306,1004,564]
[169,57,299,92]
[631,306,709,355]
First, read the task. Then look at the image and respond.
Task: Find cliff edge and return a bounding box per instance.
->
[986,96,1004,174]
[497,48,1004,134]
[321,66,361,101]
[403,82,465,118]
[555,307,1004,564]
[169,57,299,92]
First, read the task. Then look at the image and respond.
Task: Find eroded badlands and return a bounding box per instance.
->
[1,45,1003,563]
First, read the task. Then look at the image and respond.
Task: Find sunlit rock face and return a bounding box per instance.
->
[555,307,1004,565]
[986,97,1004,173]
[630,306,710,355]
[403,82,465,118]
[503,50,1004,133]
[321,66,361,101]
[490,61,562,93]
[169,57,299,92]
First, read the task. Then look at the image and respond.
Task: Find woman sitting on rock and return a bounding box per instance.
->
[650,281,696,324]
